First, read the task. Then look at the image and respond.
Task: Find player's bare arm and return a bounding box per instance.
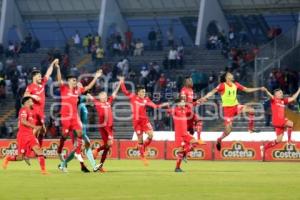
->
[243,87,264,93]
[55,61,63,86]
[84,69,103,92]
[262,87,274,99]
[44,58,59,80]
[198,87,218,102]
[112,77,123,98]
[288,87,300,103]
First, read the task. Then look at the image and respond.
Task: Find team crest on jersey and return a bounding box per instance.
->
[0,142,18,157]
[221,142,255,159]
[272,144,300,160]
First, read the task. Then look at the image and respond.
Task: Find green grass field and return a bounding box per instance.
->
[1,159,300,200]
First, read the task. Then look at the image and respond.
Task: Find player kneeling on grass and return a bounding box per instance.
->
[168,95,205,172]
[260,87,300,157]
[2,96,48,175]
[87,78,121,172]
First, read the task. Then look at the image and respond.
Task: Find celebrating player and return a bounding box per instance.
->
[199,72,264,151]
[56,62,102,172]
[88,79,121,172]
[24,58,58,147]
[180,77,203,142]
[260,87,300,157]
[2,97,48,174]
[168,95,204,172]
[120,77,169,166]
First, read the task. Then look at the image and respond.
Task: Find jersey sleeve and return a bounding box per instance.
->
[235,82,246,91]
[108,96,114,104]
[145,97,160,109]
[25,85,33,94]
[120,82,134,98]
[216,83,225,93]
[19,109,28,119]
[42,77,48,87]
[283,98,289,105]
[79,86,85,95]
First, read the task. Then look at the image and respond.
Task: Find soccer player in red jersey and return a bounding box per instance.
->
[56,62,103,172]
[199,72,264,151]
[24,59,58,147]
[180,77,203,142]
[120,77,169,165]
[2,97,48,174]
[260,87,300,157]
[88,79,122,172]
[168,95,204,172]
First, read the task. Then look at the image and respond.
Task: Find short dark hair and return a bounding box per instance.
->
[273,88,282,94]
[31,70,41,78]
[136,85,145,93]
[21,96,32,105]
[219,72,228,83]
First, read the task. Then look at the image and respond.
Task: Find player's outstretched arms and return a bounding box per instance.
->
[288,87,300,103]
[112,77,123,98]
[199,87,218,102]
[44,59,59,80]
[119,76,132,97]
[84,69,103,92]
[262,87,274,99]
[243,87,265,93]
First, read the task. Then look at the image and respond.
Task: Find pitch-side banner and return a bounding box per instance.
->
[214,141,262,161]
[119,141,165,159]
[166,142,213,160]
[264,143,300,161]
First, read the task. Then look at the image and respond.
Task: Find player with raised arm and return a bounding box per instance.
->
[88,78,122,172]
[120,77,169,166]
[260,87,300,157]
[199,72,264,151]
[24,59,58,147]
[55,62,102,172]
[2,97,48,174]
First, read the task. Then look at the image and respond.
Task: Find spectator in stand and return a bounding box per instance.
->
[95,45,104,67]
[139,66,149,87]
[117,58,129,78]
[83,35,89,53]
[94,33,101,47]
[0,75,6,105]
[163,55,169,70]
[167,28,175,47]
[7,41,15,57]
[153,61,161,74]
[177,45,184,68]
[112,41,122,56]
[228,27,236,47]
[133,39,144,56]
[168,47,178,69]
[125,28,133,51]
[156,29,163,50]
[207,34,218,49]
[148,27,156,50]
[73,30,81,49]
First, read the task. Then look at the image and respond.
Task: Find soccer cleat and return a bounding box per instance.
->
[197,139,206,145]
[93,163,104,172]
[99,167,107,173]
[249,129,261,133]
[58,164,68,173]
[24,157,31,166]
[92,149,98,159]
[175,168,184,173]
[2,156,9,169]
[81,165,90,173]
[141,157,149,166]
[216,141,221,151]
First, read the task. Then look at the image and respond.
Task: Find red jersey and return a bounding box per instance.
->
[25,77,48,112]
[271,97,289,125]
[216,82,245,95]
[180,87,194,103]
[121,82,161,121]
[17,107,36,137]
[93,96,114,127]
[168,106,189,138]
[60,84,85,116]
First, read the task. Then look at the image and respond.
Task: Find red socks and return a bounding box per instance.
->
[97,145,107,152]
[143,138,152,148]
[264,140,278,150]
[7,155,17,161]
[176,152,184,169]
[37,155,46,171]
[138,144,145,158]
[287,127,292,143]
[75,136,83,154]
[248,112,254,131]
[101,148,109,164]
[57,137,66,154]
